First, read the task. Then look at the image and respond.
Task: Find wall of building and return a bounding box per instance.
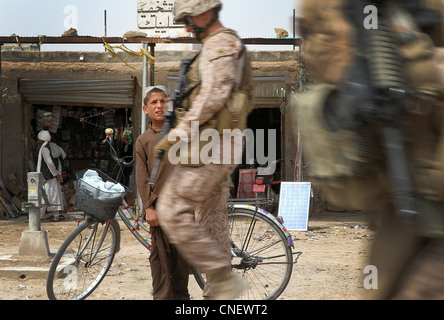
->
[1,49,299,184]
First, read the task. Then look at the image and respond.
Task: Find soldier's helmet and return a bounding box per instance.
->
[174,0,222,23]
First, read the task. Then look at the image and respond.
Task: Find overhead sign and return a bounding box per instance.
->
[137,0,186,37]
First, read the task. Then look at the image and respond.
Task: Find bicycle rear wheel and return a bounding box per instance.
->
[229,208,293,300]
[193,207,294,300]
[46,218,120,300]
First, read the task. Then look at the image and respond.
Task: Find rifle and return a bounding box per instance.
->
[149,57,195,186]
[344,0,420,223]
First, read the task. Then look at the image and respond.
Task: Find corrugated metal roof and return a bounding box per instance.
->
[166,75,286,109]
[19,78,136,107]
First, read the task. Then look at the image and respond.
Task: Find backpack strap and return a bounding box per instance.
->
[234,45,247,92]
[180,52,201,99]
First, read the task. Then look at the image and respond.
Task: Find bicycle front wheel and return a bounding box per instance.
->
[46,218,120,300]
[229,208,293,300]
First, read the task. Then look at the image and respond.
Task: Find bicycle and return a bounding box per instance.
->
[46,130,299,300]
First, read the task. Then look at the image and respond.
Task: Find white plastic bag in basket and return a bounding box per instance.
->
[81,170,125,200]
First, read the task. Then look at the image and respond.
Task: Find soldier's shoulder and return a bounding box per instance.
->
[205,29,242,61]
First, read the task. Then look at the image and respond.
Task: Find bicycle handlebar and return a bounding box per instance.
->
[102,129,134,168]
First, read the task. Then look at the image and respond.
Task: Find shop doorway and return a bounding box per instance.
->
[232,107,283,199]
[30,104,134,187]
[20,77,136,187]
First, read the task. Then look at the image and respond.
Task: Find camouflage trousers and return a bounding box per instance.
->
[157,162,237,296]
[393,238,444,299]
[365,200,444,300]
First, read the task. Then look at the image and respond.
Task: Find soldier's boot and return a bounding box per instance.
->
[208,271,246,300]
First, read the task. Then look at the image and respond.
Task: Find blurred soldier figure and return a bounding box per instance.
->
[296,0,444,299]
[135,86,190,300]
[154,0,252,299]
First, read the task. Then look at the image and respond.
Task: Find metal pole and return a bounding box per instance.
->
[104,10,107,52]
[293,9,296,51]
[141,42,149,135]
[104,10,107,37]
[150,43,155,86]
[19,172,50,257]
[0,43,3,178]
[28,207,40,231]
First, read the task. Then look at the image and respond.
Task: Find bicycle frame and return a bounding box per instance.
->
[117,198,151,249]
[102,134,296,261]
[118,199,294,253]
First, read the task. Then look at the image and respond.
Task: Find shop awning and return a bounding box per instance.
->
[19,78,136,107]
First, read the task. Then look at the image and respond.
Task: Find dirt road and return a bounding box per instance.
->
[0,210,374,300]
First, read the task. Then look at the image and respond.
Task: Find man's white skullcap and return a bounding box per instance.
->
[143,85,168,99]
[38,130,51,142]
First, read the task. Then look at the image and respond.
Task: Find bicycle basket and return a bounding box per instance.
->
[76,169,129,222]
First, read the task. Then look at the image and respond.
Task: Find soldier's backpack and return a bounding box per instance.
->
[293,0,444,211]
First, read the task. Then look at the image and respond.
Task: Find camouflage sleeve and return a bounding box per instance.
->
[171,32,242,138]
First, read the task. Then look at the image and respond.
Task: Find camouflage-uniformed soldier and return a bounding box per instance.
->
[155,0,253,300]
[296,0,444,299]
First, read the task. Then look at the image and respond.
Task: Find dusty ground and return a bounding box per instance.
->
[0,209,375,300]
